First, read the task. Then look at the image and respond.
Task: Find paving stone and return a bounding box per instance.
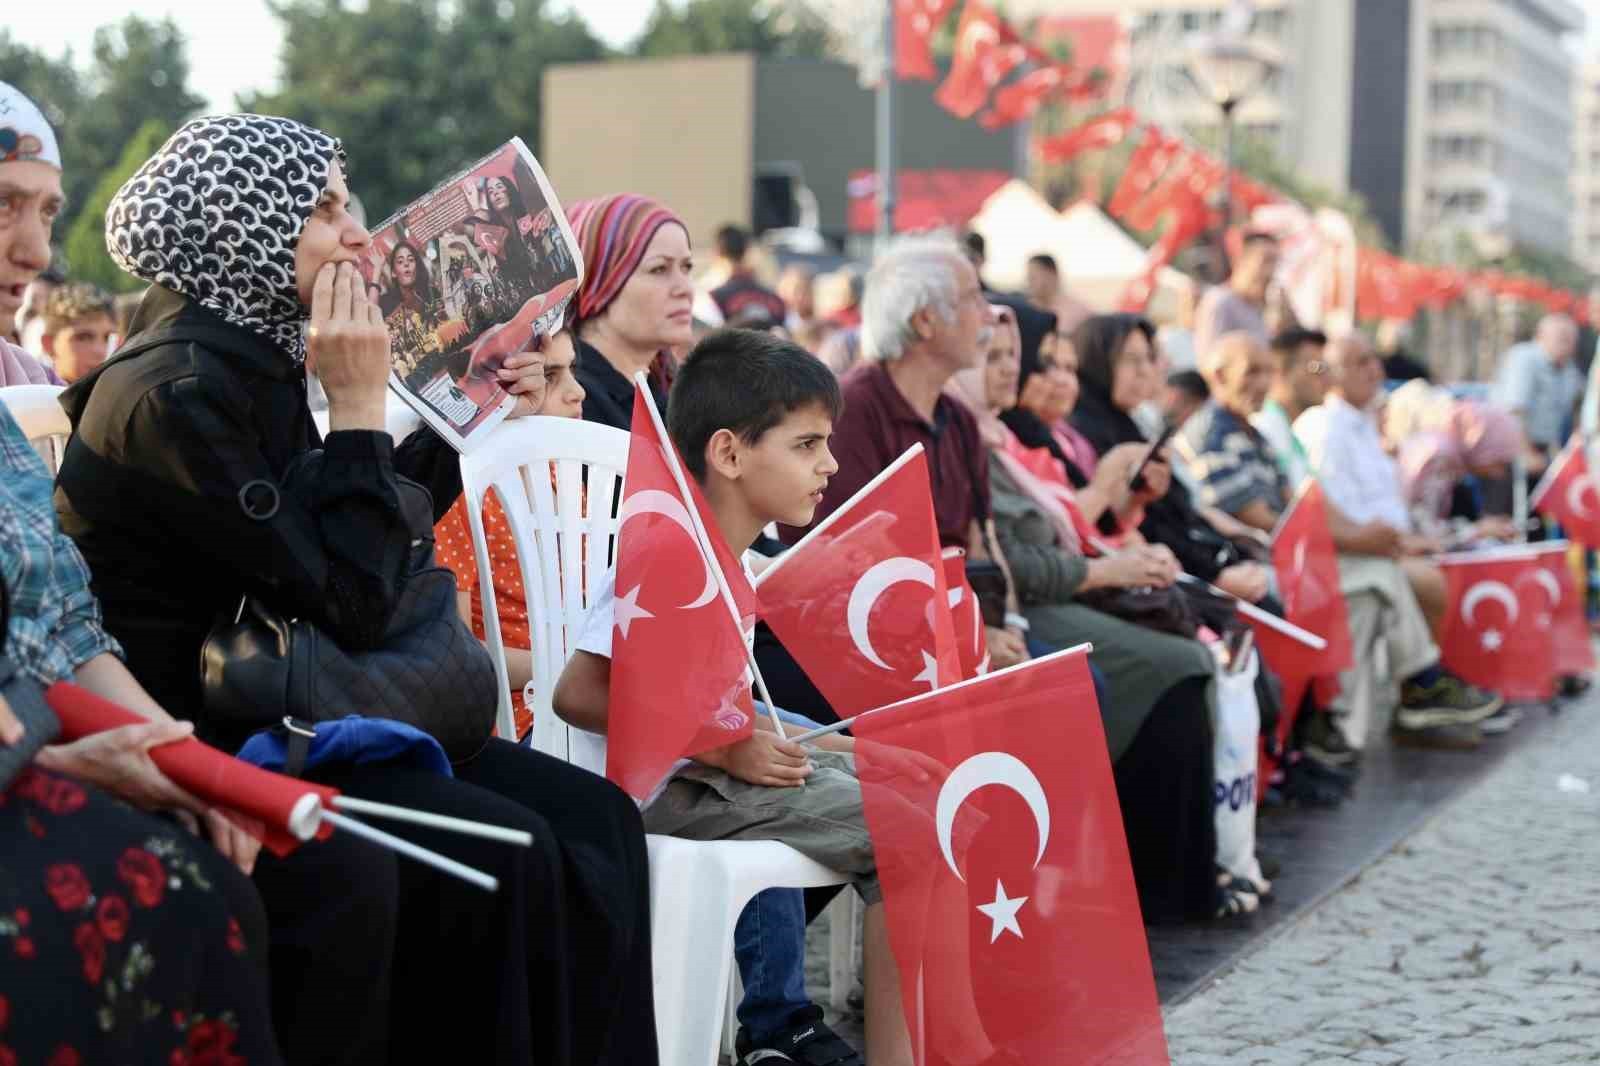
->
[1163,692,1600,1065]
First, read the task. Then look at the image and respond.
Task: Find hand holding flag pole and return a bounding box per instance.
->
[46,682,528,892]
[632,372,789,739]
[1083,533,1328,652]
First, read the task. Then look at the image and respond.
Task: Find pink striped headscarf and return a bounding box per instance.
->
[565,194,688,326]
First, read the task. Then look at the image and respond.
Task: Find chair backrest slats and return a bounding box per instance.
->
[458,416,628,774]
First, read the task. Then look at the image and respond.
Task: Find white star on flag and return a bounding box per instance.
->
[613,584,655,640]
[1481,629,1503,652]
[976,879,1028,943]
[913,650,941,692]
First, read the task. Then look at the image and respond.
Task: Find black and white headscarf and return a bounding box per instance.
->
[105,114,346,363]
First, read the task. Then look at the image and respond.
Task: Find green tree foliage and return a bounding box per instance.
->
[244,0,606,223]
[3,19,203,284]
[632,0,831,59]
[66,18,204,222]
[62,119,173,293]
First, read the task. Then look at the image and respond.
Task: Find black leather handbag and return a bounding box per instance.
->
[200,467,497,762]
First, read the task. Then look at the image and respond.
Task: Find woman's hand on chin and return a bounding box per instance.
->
[309,262,392,431]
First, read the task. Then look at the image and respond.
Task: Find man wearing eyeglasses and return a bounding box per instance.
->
[1252,327,1330,490]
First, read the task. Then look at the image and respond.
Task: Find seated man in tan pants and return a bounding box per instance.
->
[1180,331,1504,761]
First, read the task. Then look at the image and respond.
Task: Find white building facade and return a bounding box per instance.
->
[1001,0,1585,256]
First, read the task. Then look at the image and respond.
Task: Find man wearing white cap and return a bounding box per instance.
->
[0,80,66,385]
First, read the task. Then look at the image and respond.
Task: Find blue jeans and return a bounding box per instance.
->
[732,705,825,1040]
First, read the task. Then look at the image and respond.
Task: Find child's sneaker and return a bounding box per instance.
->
[736,1006,864,1066]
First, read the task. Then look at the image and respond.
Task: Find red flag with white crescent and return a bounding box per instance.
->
[1531,440,1600,549]
[895,0,959,81]
[1438,551,1556,702]
[1033,108,1137,165]
[606,389,757,800]
[756,447,961,716]
[1530,546,1595,678]
[942,548,990,680]
[853,647,1169,1065]
[934,0,1027,119]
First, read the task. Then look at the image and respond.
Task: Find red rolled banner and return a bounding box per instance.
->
[45,682,337,857]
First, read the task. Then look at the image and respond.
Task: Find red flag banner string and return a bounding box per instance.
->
[887,0,1588,317]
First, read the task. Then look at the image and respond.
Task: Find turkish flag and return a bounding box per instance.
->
[981,54,1107,129]
[472,221,508,259]
[1270,482,1353,674]
[895,0,958,81]
[934,0,1027,119]
[1033,107,1137,164]
[1438,551,1557,702]
[1107,127,1178,219]
[606,389,757,800]
[1531,440,1600,549]
[942,548,990,680]
[46,682,337,857]
[756,446,961,716]
[853,647,1169,1065]
[1532,546,1595,677]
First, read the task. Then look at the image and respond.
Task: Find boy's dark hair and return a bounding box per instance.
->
[1027,253,1058,274]
[1167,369,1209,401]
[43,282,114,335]
[1270,326,1328,369]
[715,224,750,262]
[668,328,843,481]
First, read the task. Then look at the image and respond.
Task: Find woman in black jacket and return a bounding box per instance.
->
[1068,313,1274,602]
[54,114,656,1066]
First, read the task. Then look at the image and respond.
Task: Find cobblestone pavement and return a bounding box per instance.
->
[1163,700,1600,1065]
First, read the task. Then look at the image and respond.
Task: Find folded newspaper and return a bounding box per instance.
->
[359,138,583,452]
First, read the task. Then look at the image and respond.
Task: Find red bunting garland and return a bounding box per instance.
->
[892,0,1588,318]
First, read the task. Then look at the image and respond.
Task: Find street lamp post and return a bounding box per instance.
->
[1185,27,1272,274]
[876,1,896,248]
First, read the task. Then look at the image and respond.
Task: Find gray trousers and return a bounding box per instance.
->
[1331,555,1440,748]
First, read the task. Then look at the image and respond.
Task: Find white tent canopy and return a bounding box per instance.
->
[972,189,1195,322]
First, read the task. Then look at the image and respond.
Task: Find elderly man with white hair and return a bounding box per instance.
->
[780,234,1031,668]
[1175,331,1284,532]
[1291,331,1506,756]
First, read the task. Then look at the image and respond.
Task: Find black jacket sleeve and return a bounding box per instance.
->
[392,425,463,523]
[124,374,414,649]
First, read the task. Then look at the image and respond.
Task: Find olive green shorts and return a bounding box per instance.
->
[642,750,882,904]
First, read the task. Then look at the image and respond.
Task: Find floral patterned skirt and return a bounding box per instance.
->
[0,767,281,1065]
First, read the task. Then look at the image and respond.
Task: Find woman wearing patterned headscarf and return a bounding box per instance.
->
[565,194,694,429]
[55,114,657,1066]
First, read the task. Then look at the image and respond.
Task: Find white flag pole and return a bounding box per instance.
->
[1174,572,1328,650]
[331,795,533,847]
[322,811,499,892]
[787,643,1095,744]
[753,443,926,587]
[633,374,789,739]
[1082,535,1328,652]
[1527,434,1578,515]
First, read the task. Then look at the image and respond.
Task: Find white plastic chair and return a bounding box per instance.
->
[457,416,851,1066]
[0,383,69,473]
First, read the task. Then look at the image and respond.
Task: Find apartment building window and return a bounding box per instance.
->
[1254,9,1287,38]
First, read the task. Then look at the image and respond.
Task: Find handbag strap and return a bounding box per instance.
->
[276,717,318,778]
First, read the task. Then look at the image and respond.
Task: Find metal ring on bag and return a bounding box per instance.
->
[238,479,281,521]
[282,717,318,739]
